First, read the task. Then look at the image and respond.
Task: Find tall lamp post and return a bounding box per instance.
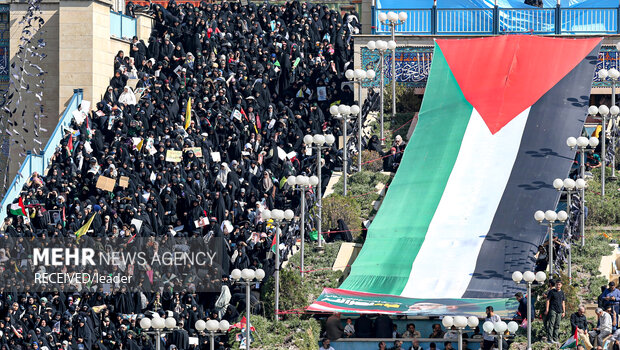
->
[441,316,479,350]
[512,270,547,350]
[344,68,376,172]
[367,40,391,145]
[588,105,610,196]
[139,314,179,350]
[567,135,598,246]
[378,11,408,118]
[534,210,568,277]
[231,268,265,350]
[597,67,620,180]
[195,319,230,350]
[287,175,318,278]
[552,177,586,283]
[330,104,360,196]
[303,134,335,248]
[261,208,294,321]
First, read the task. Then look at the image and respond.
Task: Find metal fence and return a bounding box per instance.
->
[437,8,494,34]
[374,7,620,35]
[110,10,137,40]
[0,89,83,225]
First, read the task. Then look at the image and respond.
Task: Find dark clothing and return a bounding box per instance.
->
[375,315,394,338]
[355,315,373,338]
[325,315,344,341]
[547,289,566,313]
[570,312,588,333]
[516,297,534,322]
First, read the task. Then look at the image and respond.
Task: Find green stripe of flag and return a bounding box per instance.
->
[340,43,474,295]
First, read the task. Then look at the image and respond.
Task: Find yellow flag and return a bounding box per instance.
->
[137,138,144,151]
[75,213,96,242]
[184,97,192,130]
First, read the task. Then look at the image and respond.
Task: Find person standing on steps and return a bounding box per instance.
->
[546,280,566,343]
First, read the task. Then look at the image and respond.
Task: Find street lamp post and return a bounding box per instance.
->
[441,316,479,350]
[367,40,390,146]
[139,314,180,350]
[597,67,620,180]
[195,319,230,350]
[567,136,598,246]
[588,105,611,196]
[512,270,547,350]
[330,104,360,196]
[552,178,586,283]
[303,134,335,248]
[231,268,265,350]
[261,208,294,321]
[378,11,408,118]
[534,210,568,277]
[287,175,318,278]
[612,105,620,180]
[345,69,376,172]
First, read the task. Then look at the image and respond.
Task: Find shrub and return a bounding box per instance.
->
[383,83,422,114]
[353,150,383,173]
[262,268,306,317]
[227,314,320,350]
[322,194,362,234]
[389,112,415,141]
[332,171,390,219]
[585,168,620,226]
[571,232,613,302]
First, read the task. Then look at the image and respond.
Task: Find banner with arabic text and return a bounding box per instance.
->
[308,288,518,317]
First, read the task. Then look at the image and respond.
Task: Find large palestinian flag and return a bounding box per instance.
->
[309,36,601,315]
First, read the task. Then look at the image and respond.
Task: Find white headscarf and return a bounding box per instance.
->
[118,87,137,105]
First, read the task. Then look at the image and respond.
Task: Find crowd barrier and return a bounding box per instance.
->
[374,6,619,35]
[110,10,137,40]
[0,89,83,225]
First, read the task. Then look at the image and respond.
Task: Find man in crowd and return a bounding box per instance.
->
[429,323,445,339]
[326,313,344,341]
[402,323,421,339]
[546,280,566,343]
[589,308,612,348]
[515,292,534,323]
[602,282,620,327]
[483,306,500,350]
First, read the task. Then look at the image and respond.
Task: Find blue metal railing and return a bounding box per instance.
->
[374,7,620,35]
[437,8,493,34]
[110,11,137,40]
[499,8,555,34]
[0,89,83,225]
[561,8,617,34]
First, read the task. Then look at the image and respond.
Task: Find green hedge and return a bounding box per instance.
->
[332,171,391,220]
[585,168,620,225]
[382,83,422,114]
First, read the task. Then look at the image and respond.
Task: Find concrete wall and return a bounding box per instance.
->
[136,13,153,41]
[59,0,117,109]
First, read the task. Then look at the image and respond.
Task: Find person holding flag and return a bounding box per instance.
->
[75,212,97,242]
[8,197,27,218]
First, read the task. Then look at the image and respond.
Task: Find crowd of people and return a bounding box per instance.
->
[0,1,382,349]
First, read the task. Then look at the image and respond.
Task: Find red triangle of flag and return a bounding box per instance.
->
[436,36,601,134]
